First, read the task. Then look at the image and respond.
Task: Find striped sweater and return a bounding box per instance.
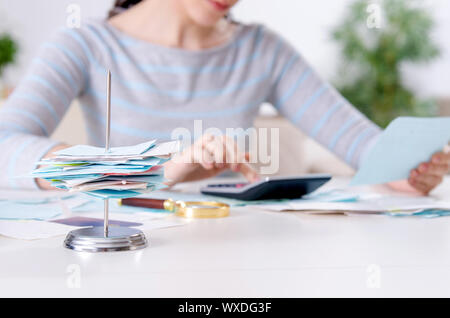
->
[0,19,381,190]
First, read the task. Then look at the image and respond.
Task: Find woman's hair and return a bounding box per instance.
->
[108,0,143,18]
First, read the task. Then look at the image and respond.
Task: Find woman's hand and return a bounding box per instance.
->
[407,151,450,194]
[36,143,70,190]
[163,134,260,186]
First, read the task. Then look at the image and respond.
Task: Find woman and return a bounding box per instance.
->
[0,0,448,193]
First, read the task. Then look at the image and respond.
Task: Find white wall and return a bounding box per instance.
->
[0,0,113,83]
[1,0,449,98]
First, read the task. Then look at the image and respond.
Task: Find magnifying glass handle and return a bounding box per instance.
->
[119,198,230,218]
[120,198,165,210]
[119,198,176,212]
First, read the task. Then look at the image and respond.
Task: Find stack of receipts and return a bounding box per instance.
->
[250,185,450,218]
[31,140,180,199]
[253,194,450,217]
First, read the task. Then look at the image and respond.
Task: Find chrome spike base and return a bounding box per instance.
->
[64,227,148,253]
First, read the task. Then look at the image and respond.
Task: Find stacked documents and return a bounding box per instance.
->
[31,140,180,199]
[251,190,450,217]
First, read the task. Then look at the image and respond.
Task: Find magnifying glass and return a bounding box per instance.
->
[118,198,230,218]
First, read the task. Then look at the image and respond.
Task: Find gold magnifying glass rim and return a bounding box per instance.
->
[174,200,230,219]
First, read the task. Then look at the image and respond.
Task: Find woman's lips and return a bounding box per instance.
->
[207,0,230,12]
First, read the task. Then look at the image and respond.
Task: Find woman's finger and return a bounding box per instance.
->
[221,135,245,171]
[413,173,443,190]
[218,136,260,181]
[201,148,216,169]
[426,163,449,176]
[190,142,215,169]
[432,151,450,165]
[408,171,435,194]
[408,178,432,195]
[238,162,260,182]
[202,135,236,171]
[204,136,227,168]
[416,162,449,177]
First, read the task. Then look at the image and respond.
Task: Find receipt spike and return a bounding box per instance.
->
[104,70,112,238]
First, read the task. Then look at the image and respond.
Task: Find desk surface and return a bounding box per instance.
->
[1,178,450,297]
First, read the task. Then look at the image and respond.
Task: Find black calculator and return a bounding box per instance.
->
[201,175,332,201]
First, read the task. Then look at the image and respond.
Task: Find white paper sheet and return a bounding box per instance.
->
[0,220,77,240]
[0,212,185,240]
[252,196,450,215]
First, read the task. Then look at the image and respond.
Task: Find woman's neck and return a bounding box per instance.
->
[108,0,235,50]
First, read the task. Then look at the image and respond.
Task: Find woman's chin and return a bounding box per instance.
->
[184,3,228,27]
[190,14,225,27]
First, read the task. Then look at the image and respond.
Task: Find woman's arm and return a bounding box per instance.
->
[0,28,89,190]
[267,34,381,170]
[266,29,447,194]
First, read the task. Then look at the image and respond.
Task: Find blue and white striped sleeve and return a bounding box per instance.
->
[267,31,381,169]
[0,28,89,189]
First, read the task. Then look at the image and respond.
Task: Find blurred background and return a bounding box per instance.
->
[0,0,449,176]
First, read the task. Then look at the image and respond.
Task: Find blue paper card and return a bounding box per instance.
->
[0,201,62,220]
[351,117,450,186]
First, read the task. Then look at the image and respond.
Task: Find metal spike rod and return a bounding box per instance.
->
[104,70,112,238]
[63,70,148,252]
[105,70,112,153]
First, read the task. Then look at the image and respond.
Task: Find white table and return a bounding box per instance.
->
[1,177,450,298]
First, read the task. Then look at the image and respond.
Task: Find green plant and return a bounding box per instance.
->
[332,0,440,128]
[0,34,18,78]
